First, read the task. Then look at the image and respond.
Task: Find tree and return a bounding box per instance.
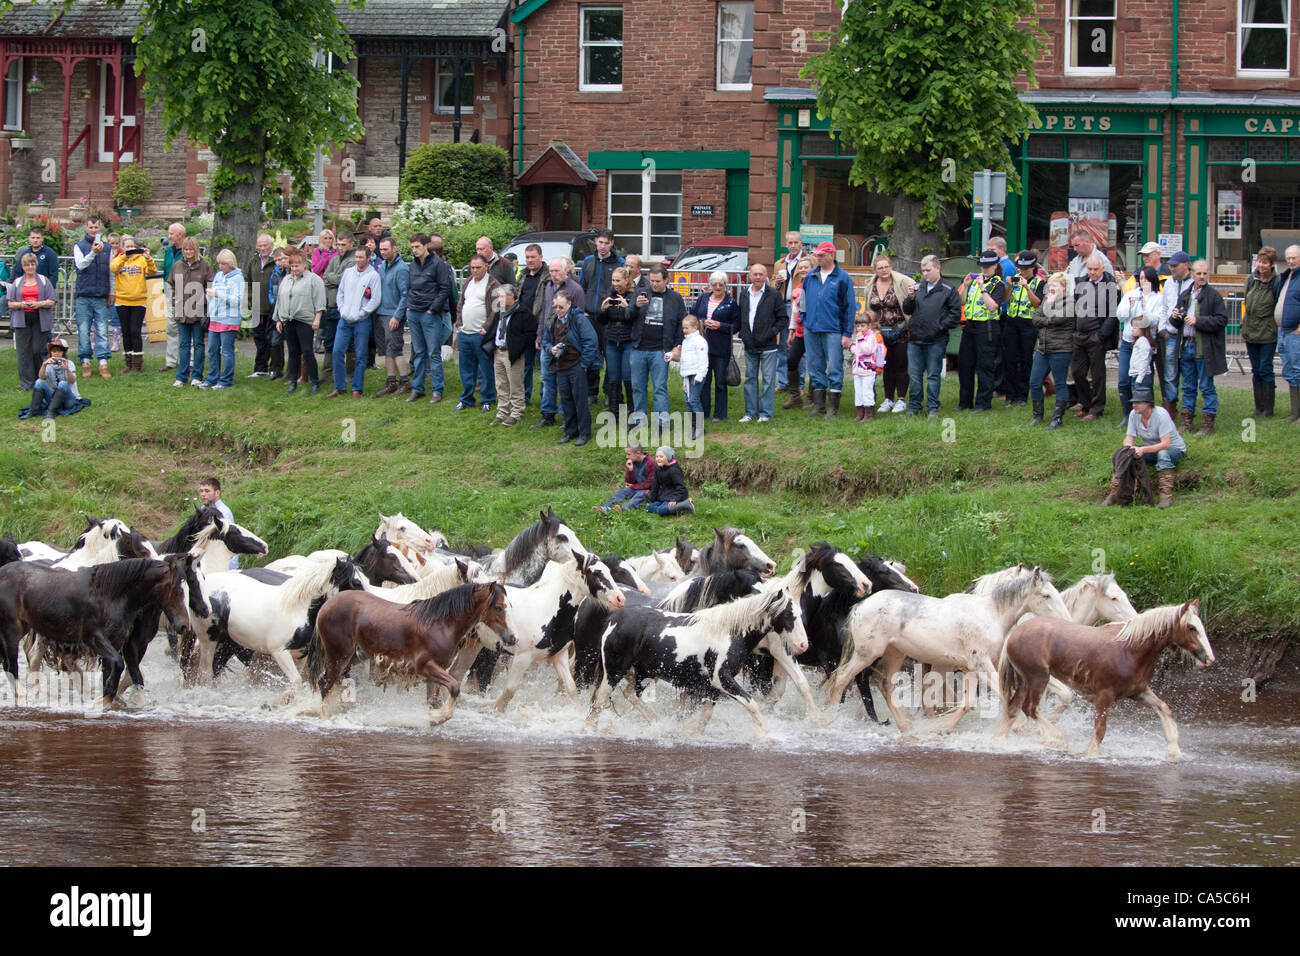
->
[802,0,1044,266]
[400,142,510,210]
[110,0,362,266]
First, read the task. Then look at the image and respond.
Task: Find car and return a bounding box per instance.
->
[501,229,621,271]
[667,236,749,299]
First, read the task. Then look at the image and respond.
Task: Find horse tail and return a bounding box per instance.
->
[997,642,1019,707]
[838,617,857,670]
[305,621,326,688]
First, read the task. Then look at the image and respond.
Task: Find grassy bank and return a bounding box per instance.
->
[2,345,1297,642]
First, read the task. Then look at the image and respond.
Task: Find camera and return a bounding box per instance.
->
[45,362,68,388]
[553,342,568,358]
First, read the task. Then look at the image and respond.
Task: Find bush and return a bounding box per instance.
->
[388,198,478,256]
[112,164,153,207]
[348,208,365,226]
[399,142,509,211]
[440,212,530,268]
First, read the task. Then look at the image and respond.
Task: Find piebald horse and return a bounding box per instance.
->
[826,565,1071,732]
[996,599,1214,759]
[155,505,268,573]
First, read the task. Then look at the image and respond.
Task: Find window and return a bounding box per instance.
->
[3,59,22,131]
[610,171,683,259]
[1240,0,1290,74]
[435,59,475,114]
[717,2,754,90]
[581,7,623,90]
[1065,0,1115,73]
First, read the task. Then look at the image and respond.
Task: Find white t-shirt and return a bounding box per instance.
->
[461,275,489,334]
[1127,406,1186,455]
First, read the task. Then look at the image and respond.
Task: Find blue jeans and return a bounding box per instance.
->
[628,349,670,427]
[776,324,790,389]
[32,379,72,414]
[1281,329,1300,387]
[1116,339,1133,417]
[407,308,445,396]
[457,331,496,406]
[606,340,632,393]
[524,345,538,406]
[602,487,648,510]
[804,330,845,391]
[1160,333,1181,403]
[1246,340,1276,387]
[684,374,705,435]
[206,329,237,387]
[332,317,372,392]
[176,323,206,383]
[1029,350,1071,405]
[744,349,778,419]
[539,346,558,416]
[646,501,682,516]
[556,364,591,439]
[1179,338,1217,415]
[700,351,729,419]
[1141,447,1185,471]
[907,339,947,412]
[75,296,111,362]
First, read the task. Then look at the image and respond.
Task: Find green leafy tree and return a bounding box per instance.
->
[400,142,510,210]
[109,0,362,266]
[802,1,1044,264]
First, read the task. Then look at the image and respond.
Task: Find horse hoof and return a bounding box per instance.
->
[1166,747,1181,761]
[90,695,113,711]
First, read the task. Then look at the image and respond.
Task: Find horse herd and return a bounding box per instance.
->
[0,505,1216,759]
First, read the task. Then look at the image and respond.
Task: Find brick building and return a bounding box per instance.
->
[0,0,512,219]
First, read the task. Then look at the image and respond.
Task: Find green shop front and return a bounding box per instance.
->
[1181,104,1300,272]
[1006,101,1165,273]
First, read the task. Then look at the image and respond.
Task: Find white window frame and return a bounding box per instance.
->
[717,2,754,91]
[608,171,683,260]
[1063,0,1116,76]
[3,59,23,131]
[580,6,623,92]
[1238,0,1291,76]
[435,58,475,115]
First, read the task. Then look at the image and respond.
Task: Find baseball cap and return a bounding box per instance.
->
[814,241,837,256]
[977,249,1000,267]
[1139,241,1163,255]
[1168,251,1191,266]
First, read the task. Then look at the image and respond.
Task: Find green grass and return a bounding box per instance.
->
[3,346,1298,642]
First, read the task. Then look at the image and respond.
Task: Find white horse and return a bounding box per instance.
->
[623,548,688,584]
[374,512,450,577]
[1059,573,1139,624]
[490,552,625,713]
[20,518,156,569]
[188,555,365,694]
[826,565,1071,733]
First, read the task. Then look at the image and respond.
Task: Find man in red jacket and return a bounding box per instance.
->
[594,440,656,513]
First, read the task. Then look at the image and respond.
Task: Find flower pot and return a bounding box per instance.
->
[116,206,140,220]
[10,137,34,150]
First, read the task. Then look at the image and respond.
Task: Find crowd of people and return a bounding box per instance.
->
[8,218,1296,506]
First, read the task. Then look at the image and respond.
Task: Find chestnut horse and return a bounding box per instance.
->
[308,581,513,725]
[995,599,1214,760]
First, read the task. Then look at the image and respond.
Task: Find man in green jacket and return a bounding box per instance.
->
[160,221,187,371]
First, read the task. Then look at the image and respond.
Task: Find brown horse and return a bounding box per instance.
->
[995,599,1214,760]
[307,582,512,725]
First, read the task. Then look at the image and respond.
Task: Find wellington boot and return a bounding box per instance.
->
[1252,381,1265,418]
[1196,412,1215,437]
[825,390,842,419]
[1290,387,1300,422]
[1046,401,1067,430]
[1262,383,1275,418]
[1027,399,1044,426]
[782,388,803,410]
[806,388,826,418]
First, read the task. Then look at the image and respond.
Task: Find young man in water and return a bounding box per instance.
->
[198,476,240,570]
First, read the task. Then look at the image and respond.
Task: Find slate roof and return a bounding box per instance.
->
[0,0,507,39]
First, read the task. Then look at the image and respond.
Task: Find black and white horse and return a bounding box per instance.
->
[20,516,158,568]
[582,588,807,738]
[155,504,268,573]
[697,527,777,577]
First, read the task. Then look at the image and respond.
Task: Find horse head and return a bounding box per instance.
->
[768,590,808,656]
[331,556,367,594]
[859,556,920,594]
[603,555,651,595]
[218,514,269,557]
[546,514,590,563]
[653,549,687,581]
[673,536,697,575]
[158,554,201,636]
[802,543,871,598]
[1175,598,1214,667]
[359,534,417,587]
[1100,574,1140,621]
[479,582,515,647]
[577,551,624,609]
[1026,566,1071,620]
[731,529,777,577]
[377,512,437,553]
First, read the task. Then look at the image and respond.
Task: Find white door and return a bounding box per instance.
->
[97,62,136,163]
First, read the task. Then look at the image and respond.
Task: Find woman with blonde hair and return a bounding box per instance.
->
[204,249,244,389]
[781,255,816,409]
[109,234,157,372]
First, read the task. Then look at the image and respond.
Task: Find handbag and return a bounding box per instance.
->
[725,355,741,387]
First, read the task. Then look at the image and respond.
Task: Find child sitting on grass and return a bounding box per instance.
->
[645,445,695,516]
[594,441,656,514]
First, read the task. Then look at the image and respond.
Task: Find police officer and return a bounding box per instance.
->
[1002,251,1044,408]
[957,250,1007,412]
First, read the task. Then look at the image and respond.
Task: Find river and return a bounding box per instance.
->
[1,645,1296,866]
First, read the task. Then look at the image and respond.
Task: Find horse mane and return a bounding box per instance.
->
[281,557,344,610]
[406,582,481,629]
[1115,604,1184,651]
[159,506,218,554]
[391,559,468,600]
[659,568,761,612]
[1062,573,1114,602]
[969,566,1053,616]
[90,557,162,597]
[681,586,784,636]
[188,519,224,554]
[698,527,740,570]
[502,516,552,576]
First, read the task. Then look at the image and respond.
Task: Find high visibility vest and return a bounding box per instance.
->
[964,275,1002,322]
[1006,277,1043,320]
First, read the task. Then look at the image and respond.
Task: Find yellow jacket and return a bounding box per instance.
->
[110,250,157,305]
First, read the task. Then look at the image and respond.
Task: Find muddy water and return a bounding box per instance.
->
[1,645,1296,866]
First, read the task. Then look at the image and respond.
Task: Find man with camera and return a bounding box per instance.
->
[72,216,113,380]
[1170,259,1228,436]
[956,250,1008,412]
[1070,252,1119,420]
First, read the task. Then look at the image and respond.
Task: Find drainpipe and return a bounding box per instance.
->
[1169,0,1178,233]
[517,23,526,220]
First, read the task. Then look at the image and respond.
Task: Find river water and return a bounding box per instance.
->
[1,646,1296,866]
